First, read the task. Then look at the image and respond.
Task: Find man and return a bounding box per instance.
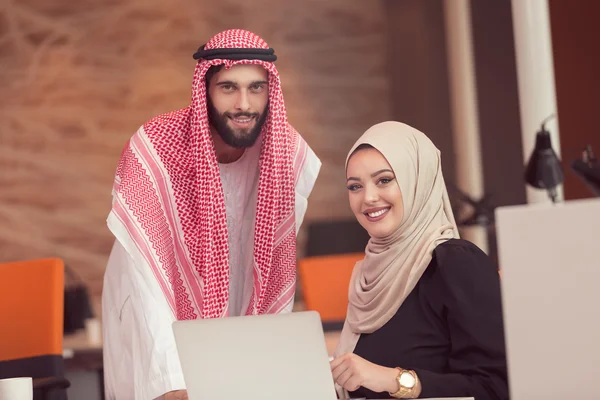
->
[101,29,321,400]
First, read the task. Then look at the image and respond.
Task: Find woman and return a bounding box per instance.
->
[330,121,508,399]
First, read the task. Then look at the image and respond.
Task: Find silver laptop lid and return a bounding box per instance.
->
[173,310,337,400]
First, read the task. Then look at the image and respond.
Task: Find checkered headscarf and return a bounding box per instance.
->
[111,29,304,319]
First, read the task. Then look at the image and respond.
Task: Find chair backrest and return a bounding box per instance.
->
[298,253,364,324]
[306,221,370,257]
[0,258,65,374]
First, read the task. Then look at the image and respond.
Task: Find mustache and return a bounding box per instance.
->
[224,112,259,119]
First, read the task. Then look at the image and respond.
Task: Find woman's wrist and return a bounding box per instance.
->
[384,367,401,394]
[414,376,423,398]
[387,368,422,398]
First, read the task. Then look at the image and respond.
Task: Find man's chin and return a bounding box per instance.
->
[221,131,260,148]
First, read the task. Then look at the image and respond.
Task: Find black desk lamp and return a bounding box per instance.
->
[524,114,564,203]
[571,145,600,197]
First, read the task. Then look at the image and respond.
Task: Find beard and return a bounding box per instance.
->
[207,98,268,149]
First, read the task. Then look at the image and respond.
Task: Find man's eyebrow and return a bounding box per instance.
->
[215,80,237,86]
[215,80,268,87]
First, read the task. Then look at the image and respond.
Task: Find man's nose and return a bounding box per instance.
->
[235,90,251,112]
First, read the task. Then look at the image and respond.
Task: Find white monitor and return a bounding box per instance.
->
[495,198,600,399]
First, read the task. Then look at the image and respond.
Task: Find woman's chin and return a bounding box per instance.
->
[356,216,396,239]
[365,227,389,240]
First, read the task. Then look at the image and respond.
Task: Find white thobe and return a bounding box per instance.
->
[102,140,320,400]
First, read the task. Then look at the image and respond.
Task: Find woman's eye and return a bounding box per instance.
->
[347,184,361,191]
[378,177,394,185]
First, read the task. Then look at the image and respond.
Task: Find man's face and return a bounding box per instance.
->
[207,64,269,148]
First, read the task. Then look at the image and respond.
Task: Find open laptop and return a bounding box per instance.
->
[172,310,337,400]
[495,198,600,399]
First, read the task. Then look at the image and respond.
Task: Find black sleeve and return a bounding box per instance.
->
[414,242,509,400]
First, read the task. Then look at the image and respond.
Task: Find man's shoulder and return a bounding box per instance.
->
[286,124,312,156]
[125,108,191,150]
[142,108,190,133]
[287,125,321,193]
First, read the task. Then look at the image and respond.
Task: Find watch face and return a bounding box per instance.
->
[399,371,416,388]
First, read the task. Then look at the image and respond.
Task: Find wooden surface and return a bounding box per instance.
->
[0,0,391,319]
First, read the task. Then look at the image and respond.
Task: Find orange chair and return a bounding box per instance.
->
[0,258,70,400]
[298,253,364,330]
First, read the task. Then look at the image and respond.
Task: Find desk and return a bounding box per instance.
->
[63,326,340,360]
[63,329,102,370]
[63,330,104,399]
[61,319,341,399]
[62,327,339,378]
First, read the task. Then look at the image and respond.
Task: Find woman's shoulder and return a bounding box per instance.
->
[423,239,502,308]
[431,238,498,281]
[434,238,487,260]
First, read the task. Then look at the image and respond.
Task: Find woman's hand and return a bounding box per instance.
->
[162,390,189,400]
[330,353,399,394]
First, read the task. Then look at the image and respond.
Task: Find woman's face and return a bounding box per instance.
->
[346,147,404,239]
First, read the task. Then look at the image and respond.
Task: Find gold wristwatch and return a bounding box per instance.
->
[389,367,419,398]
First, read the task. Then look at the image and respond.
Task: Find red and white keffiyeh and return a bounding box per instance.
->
[109,29,308,320]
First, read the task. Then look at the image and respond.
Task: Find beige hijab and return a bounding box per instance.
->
[334,121,459,367]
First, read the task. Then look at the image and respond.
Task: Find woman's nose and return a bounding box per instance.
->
[364,185,380,204]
